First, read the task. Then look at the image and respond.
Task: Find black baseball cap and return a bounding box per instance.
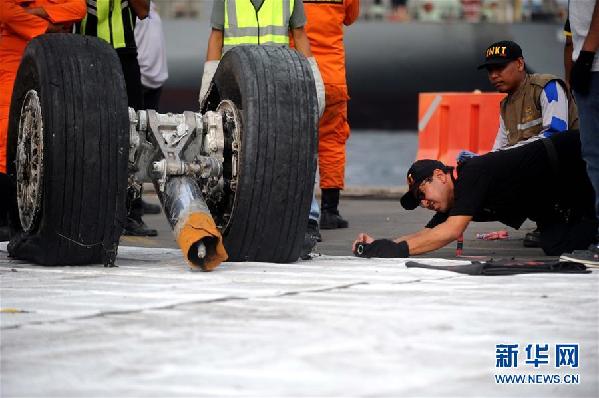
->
[477,40,523,70]
[400,159,453,210]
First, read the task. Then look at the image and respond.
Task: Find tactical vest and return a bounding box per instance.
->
[223,0,294,54]
[500,74,579,146]
[77,0,137,49]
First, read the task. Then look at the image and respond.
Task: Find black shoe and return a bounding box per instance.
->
[320,209,349,230]
[300,233,317,260]
[523,228,541,248]
[307,219,322,242]
[123,217,158,237]
[142,200,161,214]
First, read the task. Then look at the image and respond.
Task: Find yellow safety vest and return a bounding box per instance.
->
[223,0,294,54]
[78,0,136,49]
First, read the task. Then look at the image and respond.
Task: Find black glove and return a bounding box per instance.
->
[354,239,409,258]
[570,50,595,95]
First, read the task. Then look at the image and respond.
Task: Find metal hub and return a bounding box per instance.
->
[216,100,241,192]
[214,100,242,230]
[16,90,44,232]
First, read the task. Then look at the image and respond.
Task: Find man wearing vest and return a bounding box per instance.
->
[476,40,579,249]
[303,0,360,231]
[199,0,326,259]
[0,0,87,242]
[560,0,599,267]
[199,0,325,113]
[77,0,160,237]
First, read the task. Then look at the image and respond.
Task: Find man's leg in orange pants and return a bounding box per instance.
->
[319,88,350,230]
[0,78,14,241]
[0,78,14,175]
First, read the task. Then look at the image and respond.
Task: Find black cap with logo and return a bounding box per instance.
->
[400,159,453,210]
[477,40,523,70]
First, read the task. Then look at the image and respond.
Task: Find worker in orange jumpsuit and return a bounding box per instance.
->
[303,0,360,230]
[0,0,86,240]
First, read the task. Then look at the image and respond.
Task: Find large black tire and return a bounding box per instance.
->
[6,34,129,266]
[208,46,318,262]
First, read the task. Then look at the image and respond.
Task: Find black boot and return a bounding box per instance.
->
[300,219,321,260]
[123,216,158,236]
[320,188,349,230]
[307,218,322,242]
[123,192,157,237]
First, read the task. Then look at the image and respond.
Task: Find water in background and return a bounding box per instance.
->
[344,130,418,188]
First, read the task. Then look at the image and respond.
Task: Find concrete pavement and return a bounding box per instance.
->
[2,193,598,397]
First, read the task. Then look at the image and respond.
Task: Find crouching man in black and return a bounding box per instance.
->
[353,131,597,258]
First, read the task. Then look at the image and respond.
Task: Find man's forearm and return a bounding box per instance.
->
[206,29,223,61]
[129,0,149,19]
[405,227,456,255]
[405,216,471,255]
[393,228,430,244]
[291,27,312,57]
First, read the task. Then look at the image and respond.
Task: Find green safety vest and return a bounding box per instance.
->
[223,0,294,54]
[77,0,137,50]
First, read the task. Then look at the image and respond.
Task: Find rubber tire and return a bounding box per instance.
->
[211,46,318,262]
[6,34,129,266]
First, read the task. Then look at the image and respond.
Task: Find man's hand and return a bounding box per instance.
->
[354,239,410,258]
[457,150,478,164]
[46,22,69,33]
[24,7,49,19]
[352,233,374,253]
[570,51,595,95]
[198,60,220,106]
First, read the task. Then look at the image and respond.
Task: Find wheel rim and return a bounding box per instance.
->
[16,89,44,233]
[215,100,242,232]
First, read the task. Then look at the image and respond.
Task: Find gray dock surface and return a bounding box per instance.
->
[2,133,598,397]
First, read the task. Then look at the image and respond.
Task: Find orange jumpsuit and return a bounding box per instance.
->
[0,0,86,173]
[304,0,359,190]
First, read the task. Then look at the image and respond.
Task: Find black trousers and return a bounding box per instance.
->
[142,86,162,111]
[116,48,143,110]
[116,48,145,221]
[539,218,598,255]
[537,132,597,255]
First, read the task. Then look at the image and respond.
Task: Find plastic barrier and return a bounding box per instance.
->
[416,92,506,166]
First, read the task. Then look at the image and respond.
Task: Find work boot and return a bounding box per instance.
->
[523,227,541,248]
[300,219,321,260]
[122,217,158,237]
[320,188,348,230]
[300,233,317,260]
[142,200,161,214]
[307,218,322,242]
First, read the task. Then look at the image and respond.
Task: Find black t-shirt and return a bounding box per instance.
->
[426,132,592,229]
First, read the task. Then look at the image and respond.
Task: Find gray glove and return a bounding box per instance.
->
[199,60,220,105]
[307,57,325,118]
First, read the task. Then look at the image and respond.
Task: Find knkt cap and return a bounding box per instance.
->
[477,40,523,70]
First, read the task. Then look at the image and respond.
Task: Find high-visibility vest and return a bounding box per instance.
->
[223,0,294,54]
[77,0,137,49]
